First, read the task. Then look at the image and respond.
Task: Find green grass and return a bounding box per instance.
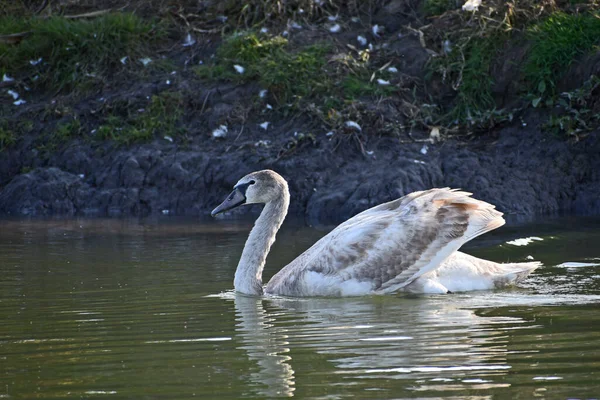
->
[196,33,332,104]
[194,31,407,134]
[543,75,600,138]
[54,119,82,142]
[451,38,498,123]
[0,13,162,92]
[97,91,184,145]
[134,91,184,138]
[97,123,152,145]
[424,9,600,131]
[429,35,499,125]
[0,126,16,151]
[194,31,399,128]
[342,74,395,99]
[423,0,458,16]
[525,11,600,98]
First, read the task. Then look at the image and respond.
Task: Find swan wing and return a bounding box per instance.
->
[265,188,505,296]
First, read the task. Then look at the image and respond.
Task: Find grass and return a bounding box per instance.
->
[426,7,600,132]
[96,91,184,145]
[30,118,83,154]
[0,13,162,92]
[3,1,596,147]
[54,119,82,142]
[194,30,406,138]
[342,74,395,99]
[429,35,500,125]
[196,33,332,105]
[133,91,184,139]
[0,126,16,151]
[423,0,458,16]
[450,38,498,123]
[195,31,397,133]
[0,118,36,152]
[525,11,600,99]
[96,120,152,145]
[190,0,387,30]
[543,75,600,139]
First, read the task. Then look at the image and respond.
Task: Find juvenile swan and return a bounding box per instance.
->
[212,170,540,296]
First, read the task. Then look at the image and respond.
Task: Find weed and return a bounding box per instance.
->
[429,35,500,125]
[423,0,458,16]
[195,30,400,133]
[196,33,331,104]
[451,38,498,123]
[96,116,122,140]
[96,91,184,145]
[342,75,374,99]
[277,131,316,160]
[525,11,600,100]
[420,0,600,132]
[30,118,83,154]
[543,75,600,139]
[136,91,184,138]
[0,126,16,150]
[342,74,395,99]
[18,120,34,133]
[96,116,151,145]
[178,0,355,31]
[0,13,162,92]
[54,119,82,142]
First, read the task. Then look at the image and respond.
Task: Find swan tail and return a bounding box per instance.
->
[418,253,541,293]
[491,261,542,288]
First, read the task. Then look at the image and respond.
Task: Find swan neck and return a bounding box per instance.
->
[234,192,289,295]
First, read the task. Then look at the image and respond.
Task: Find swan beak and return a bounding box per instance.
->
[211,188,246,216]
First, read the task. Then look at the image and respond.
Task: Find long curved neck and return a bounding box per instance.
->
[234,190,289,295]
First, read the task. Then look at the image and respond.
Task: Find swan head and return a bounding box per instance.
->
[211,170,288,216]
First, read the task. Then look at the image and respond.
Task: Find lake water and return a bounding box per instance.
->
[1,216,600,399]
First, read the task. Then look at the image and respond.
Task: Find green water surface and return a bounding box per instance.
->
[1,217,599,399]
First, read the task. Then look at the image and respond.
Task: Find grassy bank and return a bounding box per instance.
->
[1,0,598,154]
[0,13,163,92]
[427,3,600,135]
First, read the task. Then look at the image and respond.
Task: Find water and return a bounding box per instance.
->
[1,216,600,399]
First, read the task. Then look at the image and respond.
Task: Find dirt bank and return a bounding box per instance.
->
[1,106,598,224]
[1,1,599,224]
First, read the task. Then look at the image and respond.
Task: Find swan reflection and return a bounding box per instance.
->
[233,295,295,397]
[231,294,523,396]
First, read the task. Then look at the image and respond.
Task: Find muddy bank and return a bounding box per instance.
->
[1,111,598,225]
[1,2,599,224]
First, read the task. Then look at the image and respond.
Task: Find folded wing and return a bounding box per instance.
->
[265,188,505,296]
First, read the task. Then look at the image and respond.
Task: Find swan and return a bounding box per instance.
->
[211,170,540,296]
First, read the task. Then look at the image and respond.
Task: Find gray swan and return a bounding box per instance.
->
[211,170,540,296]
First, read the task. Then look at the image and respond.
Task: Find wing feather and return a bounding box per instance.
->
[265,188,504,296]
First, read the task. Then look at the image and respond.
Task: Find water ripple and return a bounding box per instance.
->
[1,217,600,399]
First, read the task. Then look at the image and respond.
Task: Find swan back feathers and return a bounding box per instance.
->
[265,188,505,296]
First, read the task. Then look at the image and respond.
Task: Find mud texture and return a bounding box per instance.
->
[1,1,599,224]
[1,109,598,225]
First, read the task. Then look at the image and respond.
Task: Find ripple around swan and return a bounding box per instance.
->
[1,217,600,399]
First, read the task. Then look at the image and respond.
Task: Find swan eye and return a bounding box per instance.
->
[249,180,256,185]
